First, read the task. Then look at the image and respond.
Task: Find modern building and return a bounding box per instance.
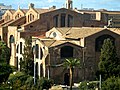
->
[0,0,120,84]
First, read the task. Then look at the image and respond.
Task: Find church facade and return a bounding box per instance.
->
[0,0,120,84]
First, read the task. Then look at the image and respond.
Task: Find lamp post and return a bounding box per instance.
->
[82,47,86,80]
[47,53,50,80]
[33,40,36,85]
[99,74,101,90]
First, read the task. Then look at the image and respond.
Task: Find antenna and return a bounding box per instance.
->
[81,4,83,10]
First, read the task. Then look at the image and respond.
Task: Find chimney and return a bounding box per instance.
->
[49,6,56,10]
[29,3,34,9]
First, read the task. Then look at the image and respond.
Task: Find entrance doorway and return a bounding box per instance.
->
[64,73,70,86]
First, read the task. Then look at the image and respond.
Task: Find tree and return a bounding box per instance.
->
[98,38,120,80]
[20,36,34,76]
[102,77,120,90]
[0,41,12,83]
[0,41,10,64]
[64,58,80,90]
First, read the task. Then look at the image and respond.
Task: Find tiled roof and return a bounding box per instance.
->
[56,27,71,35]
[41,40,56,47]
[38,27,120,48]
[9,9,16,14]
[49,40,80,47]
[34,8,51,14]
[21,9,29,14]
[0,19,13,26]
[9,16,26,26]
[54,27,103,39]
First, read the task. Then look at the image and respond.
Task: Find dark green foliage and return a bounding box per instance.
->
[0,41,10,64]
[0,41,12,83]
[102,77,120,90]
[79,81,98,90]
[8,72,29,89]
[0,64,12,83]
[20,36,34,76]
[79,81,88,90]
[24,76,34,89]
[38,77,54,90]
[98,39,120,80]
[0,83,10,90]
[7,72,54,90]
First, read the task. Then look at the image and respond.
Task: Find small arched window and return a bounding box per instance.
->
[9,35,15,43]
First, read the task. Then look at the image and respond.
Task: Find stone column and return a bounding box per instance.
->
[65,14,68,27]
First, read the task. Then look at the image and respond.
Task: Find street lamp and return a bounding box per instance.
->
[47,53,50,80]
[82,47,86,80]
[33,40,36,85]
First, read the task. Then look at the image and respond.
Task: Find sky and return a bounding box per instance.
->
[1,0,120,11]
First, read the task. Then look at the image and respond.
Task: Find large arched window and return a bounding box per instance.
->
[61,46,73,58]
[95,34,115,52]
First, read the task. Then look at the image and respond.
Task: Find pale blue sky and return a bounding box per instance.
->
[1,0,120,11]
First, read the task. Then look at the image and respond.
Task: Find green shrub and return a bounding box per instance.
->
[102,77,120,90]
[7,72,29,89]
[0,64,12,83]
[79,81,88,90]
[38,77,54,90]
[79,81,98,90]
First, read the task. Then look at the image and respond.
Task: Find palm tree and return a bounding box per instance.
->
[64,58,80,90]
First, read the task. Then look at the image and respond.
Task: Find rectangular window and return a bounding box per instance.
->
[53,15,58,27]
[68,15,73,27]
[61,14,66,27]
